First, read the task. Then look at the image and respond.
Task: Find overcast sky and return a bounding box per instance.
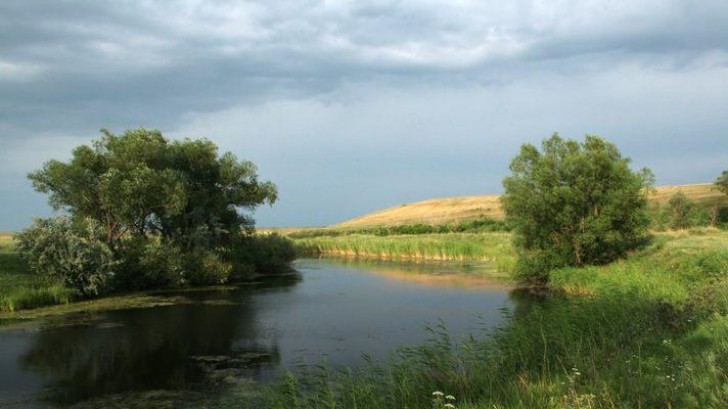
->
[1,0,727,230]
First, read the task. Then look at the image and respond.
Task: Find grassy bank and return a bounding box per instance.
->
[240,229,728,409]
[0,234,78,312]
[294,232,516,271]
[0,234,188,315]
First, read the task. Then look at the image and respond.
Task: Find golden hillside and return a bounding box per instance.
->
[336,183,725,228]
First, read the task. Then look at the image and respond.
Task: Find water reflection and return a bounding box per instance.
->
[319,258,511,291]
[18,283,296,405]
[0,259,520,407]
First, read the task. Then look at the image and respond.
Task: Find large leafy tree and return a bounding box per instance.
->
[501,134,653,282]
[29,128,277,250]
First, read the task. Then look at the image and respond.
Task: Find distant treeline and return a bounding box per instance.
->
[288,217,511,239]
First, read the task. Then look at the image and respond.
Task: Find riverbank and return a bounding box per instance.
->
[0,232,298,316]
[243,228,728,408]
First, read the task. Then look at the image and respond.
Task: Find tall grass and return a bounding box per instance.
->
[0,285,78,312]
[0,233,78,312]
[294,233,516,271]
[234,229,728,409]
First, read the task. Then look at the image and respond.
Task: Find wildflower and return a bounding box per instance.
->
[446,395,456,401]
[433,391,444,397]
[444,404,456,409]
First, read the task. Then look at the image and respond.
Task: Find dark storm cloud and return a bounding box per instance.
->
[3,0,727,139]
[1,0,727,229]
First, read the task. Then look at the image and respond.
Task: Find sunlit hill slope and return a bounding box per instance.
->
[335,183,724,228]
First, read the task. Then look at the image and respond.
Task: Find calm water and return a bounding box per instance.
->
[0,258,516,407]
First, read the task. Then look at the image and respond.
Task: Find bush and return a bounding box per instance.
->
[184,248,232,285]
[14,217,116,297]
[113,237,186,290]
[229,234,296,279]
[664,191,698,229]
[249,234,296,274]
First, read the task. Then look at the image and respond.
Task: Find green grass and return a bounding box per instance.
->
[295,232,516,272]
[286,217,511,239]
[237,228,728,409]
[0,234,79,312]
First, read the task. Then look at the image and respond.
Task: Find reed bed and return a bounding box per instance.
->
[294,233,516,271]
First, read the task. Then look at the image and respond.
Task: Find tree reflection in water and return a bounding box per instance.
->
[19,278,299,406]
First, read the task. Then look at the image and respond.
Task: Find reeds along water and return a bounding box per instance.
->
[293,233,516,268]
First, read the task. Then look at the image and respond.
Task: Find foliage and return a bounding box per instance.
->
[183,248,233,285]
[28,128,277,251]
[666,191,695,229]
[715,170,728,195]
[14,217,116,297]
[0,236,78,312]
[230,234,297,277]
[647,192,725,231]
[501,134,654,282]
[287,217,510,239]
[22,128,290,293]
[113,237,186,290]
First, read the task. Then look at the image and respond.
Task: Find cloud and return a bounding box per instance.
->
[1,0,727,229]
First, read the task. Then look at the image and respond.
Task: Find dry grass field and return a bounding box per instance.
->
[335,183,725,228]
[646,183,725,207]
[337,194,503,228]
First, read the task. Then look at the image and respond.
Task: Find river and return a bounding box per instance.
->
[0,258,516,407]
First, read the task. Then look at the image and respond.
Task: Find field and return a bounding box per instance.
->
[337,194,504,228]
[333,183,724,228]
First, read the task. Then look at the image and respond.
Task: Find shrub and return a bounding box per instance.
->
[184,248,232,285]
[14,217,116,297]
[665,191,696,229]
[113,237,186,290]
[229,234,296,279]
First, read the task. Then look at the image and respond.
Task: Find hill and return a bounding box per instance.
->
[336,183,725,228]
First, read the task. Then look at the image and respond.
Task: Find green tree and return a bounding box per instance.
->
[716,170,728,195]
[24,128,290,292]
[28,128,277,250]
[501,134,653,282]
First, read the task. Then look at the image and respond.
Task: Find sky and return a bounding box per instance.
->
[1,0,727,230]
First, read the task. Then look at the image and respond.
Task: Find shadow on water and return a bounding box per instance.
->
[17,276,301,406]
[0,261,543,407]
[507,287,553,319]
